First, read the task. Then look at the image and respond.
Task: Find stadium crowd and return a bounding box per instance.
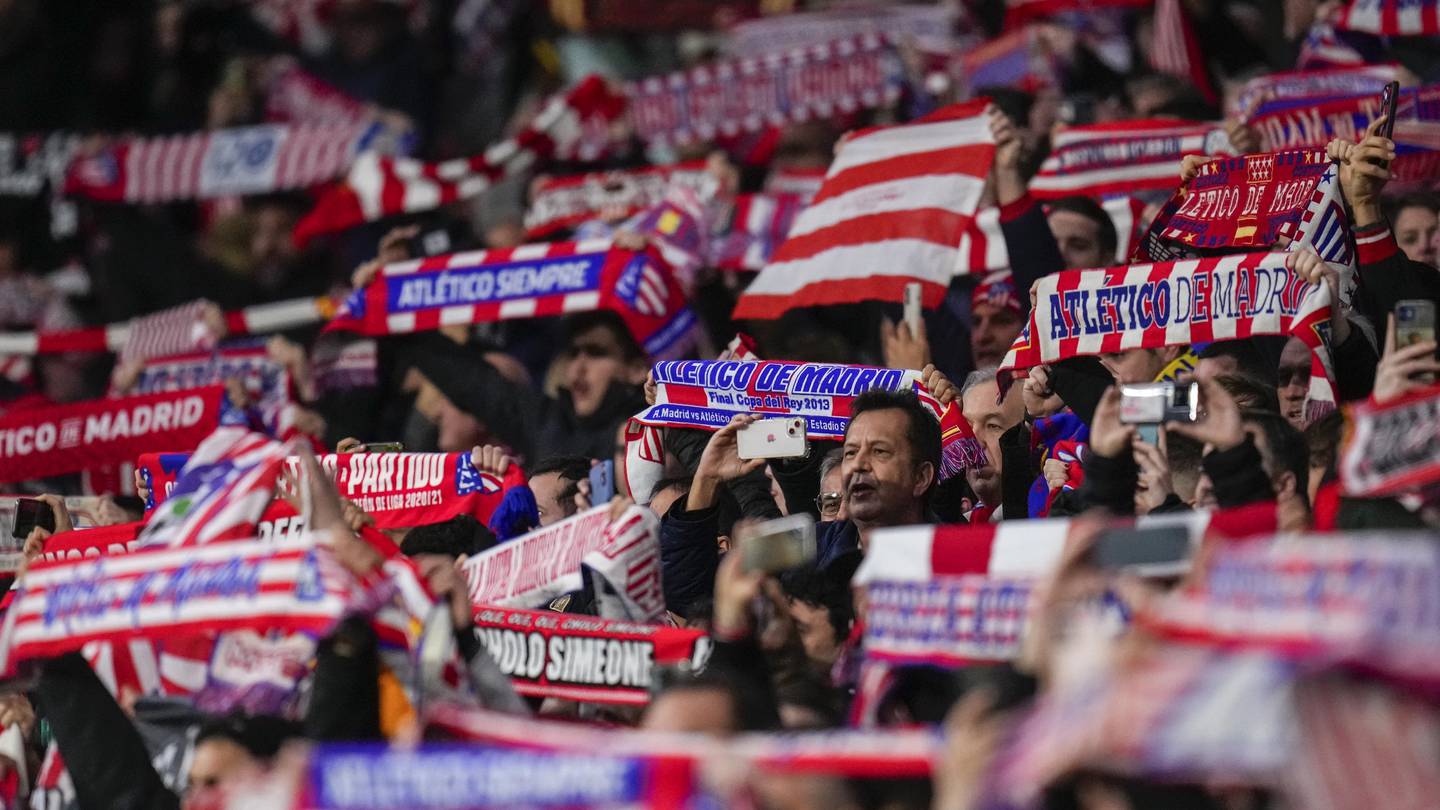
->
[0,0,1439,808]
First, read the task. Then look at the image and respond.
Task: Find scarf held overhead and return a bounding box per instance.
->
[292,76,627,245]
[523,162,714,239]
[460,504,661,612]
[998,252,1335,400]
[1339,383,1440,497]
[0,386,227,484]
[732,101,995,320]
[625,33,903,146]
[1247,85,1440,185]
[62,121,398,204]
[1157,149,1335,250]
[636,360,938,440]
[472,606,709,705]
[1029,119,1234,199]
[0,533,351,678]
[141,451,516,530]
[634,358,986,475]
[325,240,694,360]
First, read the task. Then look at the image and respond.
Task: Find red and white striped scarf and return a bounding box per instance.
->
[1335,0,1440,36]
[138,428,291,549]
[0,531,352,678]
[733,100,995,320]
[117,300,219,367]
[1030,119,1234,200]
[459,503,659,613]
[998,252,1337,409]
[523,162,713,239]
[293,76,627,246]
[625,34,903,147]
[63,122,385,204]
[1339,382,1440,498]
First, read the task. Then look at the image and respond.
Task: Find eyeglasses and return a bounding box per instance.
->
[1277,365,1311,387]
[815,491,842,519]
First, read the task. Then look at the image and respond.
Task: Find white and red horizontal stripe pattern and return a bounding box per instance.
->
[1335,0,1440,36]
[138,428,290,549]
[998,252,1334,373]
[958,197,1147,274]
[67,122,373,204]
[427,700,940,778]
[0,296,331,357]
[117,300,217,366]
[293,76,625,245]
[1030,119,1225,199]
[0,536,349,672]
[374,239,612,334]
[855,508,1258,585]
[733,100,994,320]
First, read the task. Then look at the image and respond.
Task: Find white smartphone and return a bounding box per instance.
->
[903,282,923,337]
[736,417,808,460]
[739,514,817,573]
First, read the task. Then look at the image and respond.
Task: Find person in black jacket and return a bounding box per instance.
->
[660,388,946,618]
[393,310,649,464]
[1080,379,1307,523]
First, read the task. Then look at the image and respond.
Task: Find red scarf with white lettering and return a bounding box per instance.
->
[1339,383,1440,497]
[141,451,523,530]
[471,606,707,705]
[0,386,227,484]
[624,34,903,146]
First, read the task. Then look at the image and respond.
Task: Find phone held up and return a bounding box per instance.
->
[737,417,808,460]
[1378,80,1399,142]
[1091,524,1193,579]
[1395,299,1437,383]
[12,498,55,541]
[1118,381,1200,445]
[739,514,817,574]
[588,460,615,505]
[903,281,923,338]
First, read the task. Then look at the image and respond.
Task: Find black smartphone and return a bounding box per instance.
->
[1091,525,1192,578]
[1378,80,1400,141]
[361,442,404,453]
[12,498,55,540]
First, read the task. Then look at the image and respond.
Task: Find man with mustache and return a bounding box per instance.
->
[659,388,942,596]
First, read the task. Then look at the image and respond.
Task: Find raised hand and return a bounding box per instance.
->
[1286,245,1351,344]
[688,414,766,511]
[1088,387,1136,459]
[1168,376,1246,452]
[1374,313,1440,404]
[881,317,931,371]
[921,363,958,407]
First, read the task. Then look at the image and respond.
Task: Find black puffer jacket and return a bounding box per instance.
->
[395,332,646,462]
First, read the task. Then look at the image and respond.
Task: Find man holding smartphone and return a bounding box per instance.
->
[658,389,942,616]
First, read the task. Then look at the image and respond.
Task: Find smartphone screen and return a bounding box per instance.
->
[1092,525,1192,577]
[362,442,404,453]
[739,514,816,573]
[1378,81,1400,141]
[12,498,55,540]
[589,460,615,505]
[903,282,923,337]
